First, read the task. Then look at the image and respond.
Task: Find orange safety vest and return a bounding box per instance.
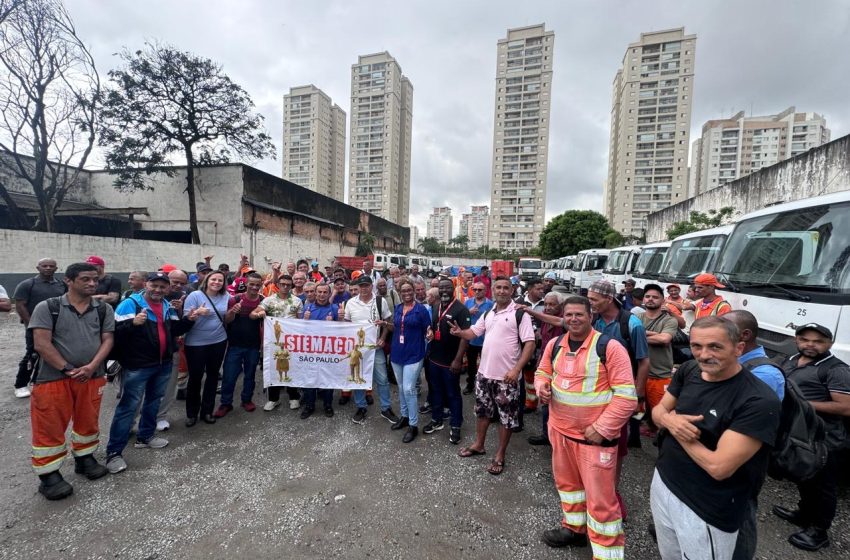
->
[694,297,731,318]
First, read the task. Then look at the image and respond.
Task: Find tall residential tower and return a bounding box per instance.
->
[348,52,413,226]
[488,24,554,252]
[603,28,696,238]
[427,206,453,244]
[459,205,490,249]
[282,85,346,201]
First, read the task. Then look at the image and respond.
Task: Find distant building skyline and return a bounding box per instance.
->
[460,205,490,249]
[427,206,453,244]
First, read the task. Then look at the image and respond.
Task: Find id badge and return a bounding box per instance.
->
[434,329,441,341]
[399,335,405,344]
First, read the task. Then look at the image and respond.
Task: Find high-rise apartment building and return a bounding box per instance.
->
[489,24,554,252]
[427,207,453,244]
[282,85,346,201]
[348,52,413,226]
[691,107,830,196]
[459,205,490,249]
[603,28,696,238]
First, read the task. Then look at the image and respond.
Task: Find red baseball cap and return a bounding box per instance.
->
[693,273,725,288]
[160,263,178,273]
[85,255,105,266]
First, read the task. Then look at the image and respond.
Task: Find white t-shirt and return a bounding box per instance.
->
[345,294,392,339]
[0,284,7,299]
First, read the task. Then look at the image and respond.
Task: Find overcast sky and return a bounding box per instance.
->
[67,0,850,236]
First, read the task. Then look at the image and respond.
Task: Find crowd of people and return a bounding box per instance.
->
[2,254,848,560]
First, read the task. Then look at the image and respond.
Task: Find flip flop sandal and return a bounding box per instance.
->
[487,460,505,476]
[458,446,486,458]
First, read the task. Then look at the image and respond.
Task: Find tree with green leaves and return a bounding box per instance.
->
[355,232,375,257]
[99,43,275,244]
[666,206,735,240]
[417,236,444,254]
[0,0,99,231]
[538,210,614,259]
[449,234,469,251]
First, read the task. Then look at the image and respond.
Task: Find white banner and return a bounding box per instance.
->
[262,318,377,390]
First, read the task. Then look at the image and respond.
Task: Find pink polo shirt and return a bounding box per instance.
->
[469,301,535,380]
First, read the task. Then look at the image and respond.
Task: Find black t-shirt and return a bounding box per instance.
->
[567,337,582,352]
[13,276,66,315]
[429,300,471,366]
[97,275,122,308]
[782,354,850,449]
[656,364,781,532]
[226,295,262,348]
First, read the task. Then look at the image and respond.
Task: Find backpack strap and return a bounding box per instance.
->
[742,356,779,371]
[47,297,62,331]
[596,334,611,365]
[617,308,632,349]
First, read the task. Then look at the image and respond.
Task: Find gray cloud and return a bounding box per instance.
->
[66,0,850,236]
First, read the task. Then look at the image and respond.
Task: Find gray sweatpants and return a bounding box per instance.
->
[650,469,739,560]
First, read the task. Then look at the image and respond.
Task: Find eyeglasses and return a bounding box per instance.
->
[473,289,484,292]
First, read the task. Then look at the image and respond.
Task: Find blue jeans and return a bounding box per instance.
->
[429,361,463,428]
[392,360,422,427]
[354,347,391,411]
[303,388,334,410]
[220,346,260,406]
[107,362,172,456]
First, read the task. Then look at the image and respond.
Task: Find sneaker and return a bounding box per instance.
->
[38,471,73,500]
[300,407,315,420]
[213,404,233,418]
[106,455,127,474]
[241,401,256,412]
[380,408,400,424]
[423,421,444,434]
[289,399,300,410]
[351,408,367,424]
[14,386,31,398]
[365,394,374,406]
[263,399,281,412]
[419,403,432,414]
[134,436,169,449]
[324,407,334,418]
[338,395,350,406]
[450,427,461,445]
[156,420,170,432]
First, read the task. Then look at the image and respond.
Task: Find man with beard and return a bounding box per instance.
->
[542,271,558,295]
[639,284,680,417]
[650,317,780,560]
[422,278,471,444]
[773,323,850,551]
[300,283,339,419]
[450,276,535,475]
[155,269,191,429]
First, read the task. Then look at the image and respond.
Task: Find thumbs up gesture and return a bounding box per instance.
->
[196,302,210,316]
[326,313,333,321]
[132,310,147,326]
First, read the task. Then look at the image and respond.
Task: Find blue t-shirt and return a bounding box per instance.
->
[332,292,350,305]
[592,311,649,362]
[305,301,338,322]
[740,346,785,400]
[390,302,431,366]
[183,290,229,346]
[465,298,494,347]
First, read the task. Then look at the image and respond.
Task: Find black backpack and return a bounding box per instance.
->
[45,296,128,369]
[550,332,614,365]
[592,308,636,374]
[482,306,533,369]
[743,356,828,483]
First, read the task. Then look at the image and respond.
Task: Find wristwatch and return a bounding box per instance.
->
[61,363,75,373]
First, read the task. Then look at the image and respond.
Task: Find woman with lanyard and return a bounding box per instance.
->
[183,270,229,426]
[389,279,432,443]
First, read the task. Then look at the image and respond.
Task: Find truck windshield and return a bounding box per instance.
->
[634,247,668,278]
[581,255,608,271]
[660,234,727,281]
[519,259,541,269]
[717,201,850,294]
[603,251,629,274]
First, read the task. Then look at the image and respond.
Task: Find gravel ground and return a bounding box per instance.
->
[0,311,846,559]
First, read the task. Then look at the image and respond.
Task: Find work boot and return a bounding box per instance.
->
[73,455,109,480]
[527,434,551,446]
[789,527,830,551]
[772,505,807,527]
[38,471,73,500]
[541,527,588,548]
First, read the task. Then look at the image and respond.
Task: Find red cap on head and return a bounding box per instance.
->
[85,255,105,266]
[160,263,178,273]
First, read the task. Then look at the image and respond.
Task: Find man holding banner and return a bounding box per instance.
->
[344,275,400,425]
[300,283,339,419]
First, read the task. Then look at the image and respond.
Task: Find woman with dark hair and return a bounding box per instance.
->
[183,270,229,426]
[389,279,432,443]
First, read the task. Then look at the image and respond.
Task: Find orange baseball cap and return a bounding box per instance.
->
[693,273,725,288]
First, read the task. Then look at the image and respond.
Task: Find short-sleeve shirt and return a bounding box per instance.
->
[345,294,392,340]
[391,302,431,365]
[227,295,263,348]
[739,347,785,400]
[657,364,781,532]
[429,299,471,367]
[782,353,850,449]
[28,295,115,384]
[305,301,339,322]
[260,293,303,318]
[592,311,649,364]
[469,301,535,381]
[465,298,493,347]
[14,276,66,316]
[183,290,229,346]
[97,274,122,297]
[640,312,679,378]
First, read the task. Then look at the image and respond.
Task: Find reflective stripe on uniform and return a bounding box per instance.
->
[563,510,587,527]
[581,332,603,393]
[587,513,624,537]
[534,369,553,380]
[32,444,67,458]
[71,431,99,444]
[551,384,613,407]
[32,455,65,474]
[610,384,638,400]
[589,542,625,560]
[558,489,586,505]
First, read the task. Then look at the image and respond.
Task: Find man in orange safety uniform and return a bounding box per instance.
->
[534,295,637,559]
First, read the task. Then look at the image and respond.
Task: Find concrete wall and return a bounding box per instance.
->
[645,134,850,241]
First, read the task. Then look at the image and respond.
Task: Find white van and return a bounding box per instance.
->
[557,255,576,286]
[715,190,850,363]
[602,245,642,287]
[571,249,610,294]
[631,241,671,289]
